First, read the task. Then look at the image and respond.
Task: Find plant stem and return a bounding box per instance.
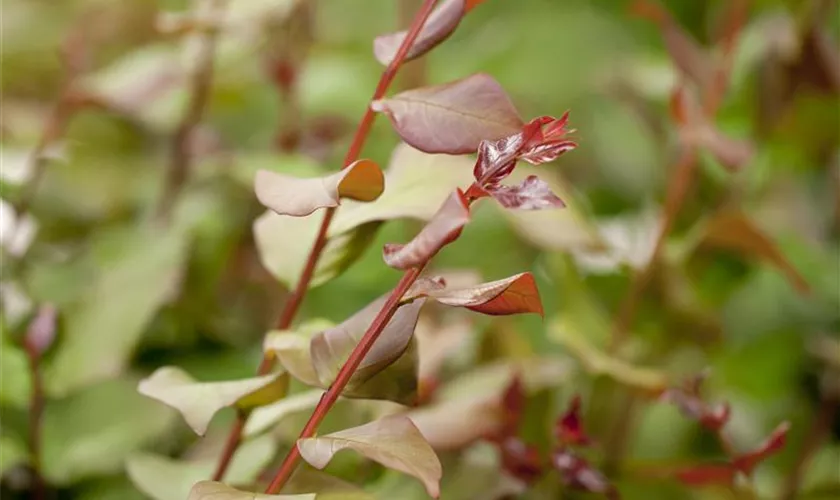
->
[265,266,425,494]
[156,0,226,221]
[211,0,439,481]
[23,343,45,500]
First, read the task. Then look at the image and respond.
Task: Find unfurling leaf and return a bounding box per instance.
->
[551,448,619,499]
[383,190,470,269]
[373,73,523,154]
[137,366,288,435]
[698,210,810,293]
[631,0,715,91]
[298,415,442,498]
[406,272,544,316]
[255,159,383,217]
[310,296,425,404]
[556,395,590,446]
[188,481,314,500]
[244,389,323,438]
[485,175,565,210]
[373,0,466,66]
[516,113,577,166]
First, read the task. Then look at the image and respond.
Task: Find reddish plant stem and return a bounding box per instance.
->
[23,344,45,500]
[156,0,225,221]
[211,0,439,481]
[265,266,425,494]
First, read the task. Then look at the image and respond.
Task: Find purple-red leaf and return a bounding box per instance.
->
[733,421,790,475]
[473,133,525,186]
[405,272,544,316]
[500,373,526,436]
[486,175,565,210]
[373,0,466,66]
[372,73,523,155]
[255,159,383,216]
[498,436,544,484]
[518,113,577,166]
[660,373,731,432]
[556,395,590,446]
[552,448,619,499]
[383,190,470,269]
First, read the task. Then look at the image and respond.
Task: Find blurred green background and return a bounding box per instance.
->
[1,0,838,499]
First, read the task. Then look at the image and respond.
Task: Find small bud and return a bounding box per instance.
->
[25,304,58,357]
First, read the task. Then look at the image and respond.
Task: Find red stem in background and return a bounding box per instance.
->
[211,0,439,481]
[23,344,45,500]
[264,267,425,493]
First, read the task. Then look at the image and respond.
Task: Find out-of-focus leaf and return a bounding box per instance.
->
[550,318,668,393]
[556,395,590,446]
[415,314,474,385]
[188,481,315,500]
[383,190,470,269]
[660,373,731,431]
[571,208,660,274]
[45,225,187,395]
[255,159,384,217]
[515,113,578,167]
[244,389,323,438]
[0,338,30,408]
[310,296,425,404]
[373,73,522,154]
[0,432,27,475]
[137,366,288,435]
[485,175,565,210]
[551,448,619,499]
[732,421,790,475]
[697,210,810,293]
[24,304,57,356]
[263,321,329,387]
[406,272,543,317]
[254,145,473,290]
[373,0,466,66]
[408,395,503,451]
[298,415,442,498]
[675,463,737,486]
[497,436,543,485]
[631,0,714,91]
[42,378,176,484]
[126,435,277,500]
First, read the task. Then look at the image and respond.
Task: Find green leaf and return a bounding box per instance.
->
[244,389,323,438]
[253,144,473,290]
[126,435,277,500]
[137,366,289,435]
[297,415,442,498]
[549,318,668,394]
[0,431,28,475]
[187,481,315,500]
[41,378,177,484]
[0,338,31,408]
[45,225,187,395]
[310,296,425,405]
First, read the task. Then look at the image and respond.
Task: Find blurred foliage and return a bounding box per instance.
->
[1,0,838,499]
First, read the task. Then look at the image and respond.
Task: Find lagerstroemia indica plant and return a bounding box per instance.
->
[136,1,586,499]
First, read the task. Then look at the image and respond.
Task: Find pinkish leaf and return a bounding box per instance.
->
[25,304,58,356]
[255,159,383,217]
[631,0,715,91]
[373,0,466,66]
[383,190,470,269]
[372,73,523,155]
[551,448,619,499]
[498,436,543,484]
[405,272,544,316]
[486,175,565,210]
[556,395,590,446]
[517,113,577,166]
[733,422,790,475]
[675,463,737,486]
[473,133,525,185]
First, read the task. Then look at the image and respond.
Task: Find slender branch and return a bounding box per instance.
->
[156,0,226,221]
[211,0,439,480]
[23,343,45,500]
[265,266,425,494]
